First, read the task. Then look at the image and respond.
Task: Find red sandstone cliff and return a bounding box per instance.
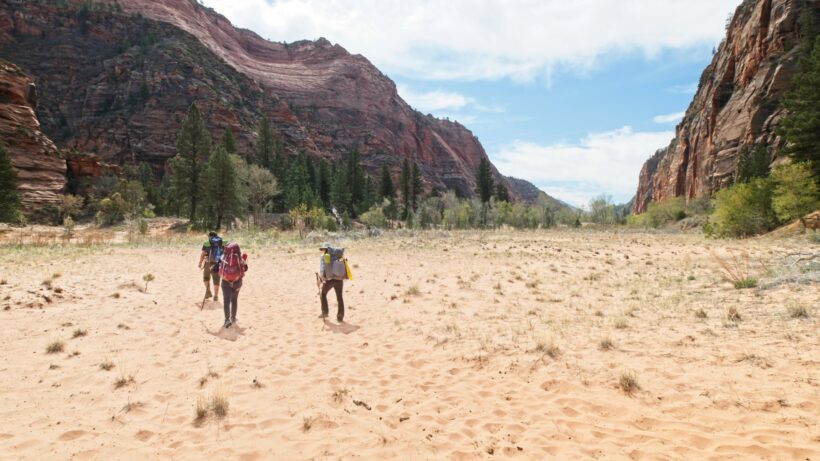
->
[633,0,819,213]
[0,60,65,211]
[0,0,544,202]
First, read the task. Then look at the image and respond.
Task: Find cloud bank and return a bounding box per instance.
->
[202,0,739,82]
[491,127,674,206]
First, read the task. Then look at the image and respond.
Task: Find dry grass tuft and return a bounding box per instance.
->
[404,285,421,297]
[100,360,115,371]
[710,250,762,289]
[71,328,87,339]
[332,387,350,404]
[695,308,708,319]
[210,391,229,418]
[613,318,629,329]
[726,306,742,323]
[618,371,640,395]
[598,337,615,351]
[534,339,561,359]
[786,304,809,319]
[114,373,136,389]
[302,415,314,432]
[194,396,208,422]
[46,340,64,354]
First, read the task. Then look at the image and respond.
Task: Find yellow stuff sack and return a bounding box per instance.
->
[344,259,353,280]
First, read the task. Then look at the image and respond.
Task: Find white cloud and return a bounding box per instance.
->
[490,127,674,206]
[396,86,503,124]
[201,0,740,82]
[397,86,473,112]
[653,111,685,124]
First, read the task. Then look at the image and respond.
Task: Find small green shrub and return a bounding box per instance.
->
[734,278,757,289]
[709,178,777,237]
[771,162,818,223]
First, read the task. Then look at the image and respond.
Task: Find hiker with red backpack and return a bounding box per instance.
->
[219,242,248,329]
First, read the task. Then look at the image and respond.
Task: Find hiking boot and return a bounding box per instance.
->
[318,313,328,319]
[337,316,344,323]
[230,316,237,324]
[205,290,212,299]
[213,295,219,302]
[223,318,232,329]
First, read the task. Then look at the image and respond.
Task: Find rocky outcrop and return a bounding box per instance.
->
[0,0,545,202]
[0,59,65,211]
[633,0,818,213]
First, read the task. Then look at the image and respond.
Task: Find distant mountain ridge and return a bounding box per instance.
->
[0,0,564,206]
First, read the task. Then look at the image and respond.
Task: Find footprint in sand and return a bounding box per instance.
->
[135,430,154,442]
[58,430,86,441]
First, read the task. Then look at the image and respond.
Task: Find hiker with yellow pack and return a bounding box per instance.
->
[317,242,352,322]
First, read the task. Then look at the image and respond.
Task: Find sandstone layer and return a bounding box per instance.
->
[0,59,65,212]
[634,0,819,213]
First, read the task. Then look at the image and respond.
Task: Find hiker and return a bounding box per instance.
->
[198,231,223,302]
[219,242,248,328]
[318,242,349,322]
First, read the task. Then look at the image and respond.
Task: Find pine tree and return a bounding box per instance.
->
[0,143,21,223]
[330,165,352,215]
[256,115,288,181]
[202,144,237,230]
[476,156,494,203]
[400,158,410,219]
[379,163,395,201]
[170,104,211,222]
[221,127,236,155]
[411,162,422,213]
[285,154,316,209]
[736,145,771,183]
[346,149,366,216]
[317,160,331,208]
[495,182,510,202]
[780,23,820,175]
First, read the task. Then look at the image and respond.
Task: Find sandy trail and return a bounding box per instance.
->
[0,230,818,460]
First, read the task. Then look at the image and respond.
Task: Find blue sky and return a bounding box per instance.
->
[202,0,741,206]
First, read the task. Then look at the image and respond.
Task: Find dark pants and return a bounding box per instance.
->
[321,279,344,321]
[221,279,242,321]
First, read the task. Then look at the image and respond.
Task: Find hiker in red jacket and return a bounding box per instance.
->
[219,242,248,329]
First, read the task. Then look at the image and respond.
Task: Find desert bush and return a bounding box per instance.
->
[708,178,777,237]
[771,161,819,223]
[359,201,388,229]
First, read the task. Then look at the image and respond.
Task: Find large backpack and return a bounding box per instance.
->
[220,242,245,282]
[208,236,223,264]
[327,247,351,280]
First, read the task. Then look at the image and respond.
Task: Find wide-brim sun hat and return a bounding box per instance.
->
[319,242,330,250]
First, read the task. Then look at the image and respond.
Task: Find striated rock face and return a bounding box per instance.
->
[0,59,65,212]
[633,0,819,213]
[0,0,544,202]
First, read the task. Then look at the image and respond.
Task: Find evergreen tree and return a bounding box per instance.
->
[285,154,316,209]
[780,26,820,176]
[400,159,411,220]
[170,104,211,222]
[316,160,331,208]
[330,165,352,215]
[736,145,771,183]
[0,143,21,223]
[346,150,366,216]
[256,116,287,181]
[476,156,494,203]
[411,162,422,213]
[495,182,510,202]
[202,144,237,230]
[379,163,395,201]
[136,161,161,213]
[221,127,236,154]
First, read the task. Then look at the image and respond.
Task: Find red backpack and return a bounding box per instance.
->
[219,242,246,282]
